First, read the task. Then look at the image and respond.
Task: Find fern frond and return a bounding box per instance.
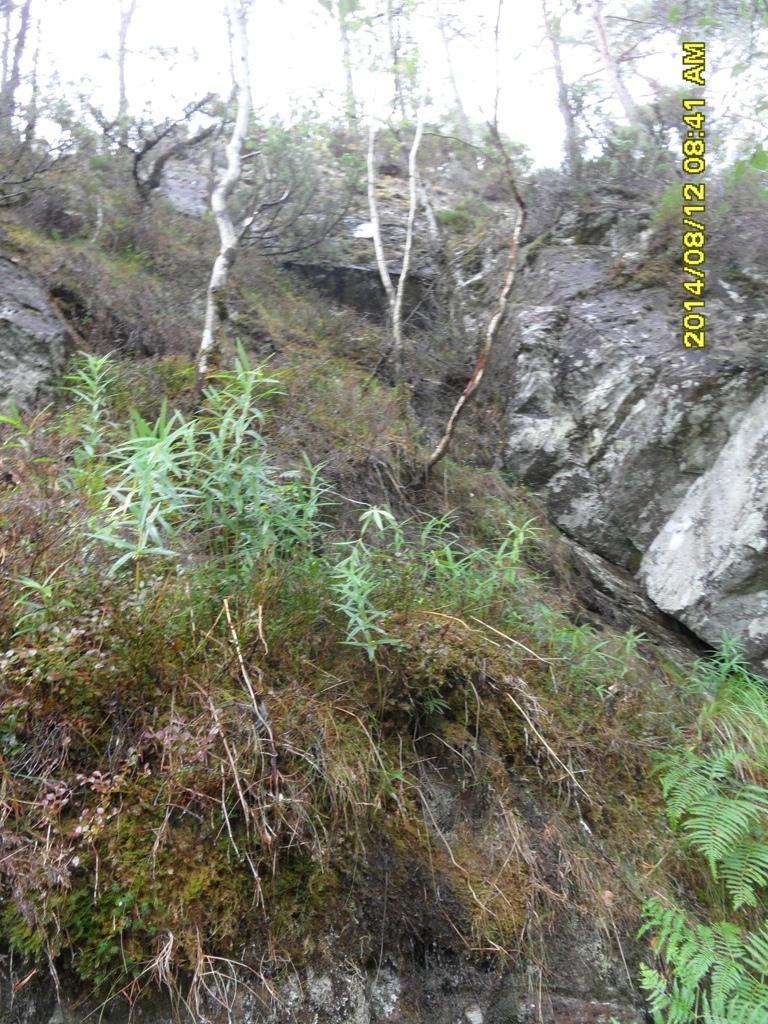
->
[643,650,768,1024]
[639,963,674,1023]
[743,923,768,976]
[721,840,768,909]
[682,789,768,873]
[660,750,715,826]
[705,679,768,765]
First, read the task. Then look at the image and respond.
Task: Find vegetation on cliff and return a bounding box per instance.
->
[0,216,765,1021]
[0,1,767,1020]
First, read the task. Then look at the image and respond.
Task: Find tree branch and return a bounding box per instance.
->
[423,122,525,478]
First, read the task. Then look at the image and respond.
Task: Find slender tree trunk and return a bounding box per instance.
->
[0,0,31,132]
[337,0,357,124]
[386,0,406,121]
[436,2,472,142]
[393,111,424,374]
[1,3,12,97]
[22,15,38,144]
[491,0,503,130]
[367,124,396,321]
[367,114,424,376]
[542,0,581,175]
[424,122,525,478]
[196,0,251,390]
[117,0,137,146]
[591,0,637,124]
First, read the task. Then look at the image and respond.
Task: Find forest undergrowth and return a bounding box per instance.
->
[0,264,766,1022]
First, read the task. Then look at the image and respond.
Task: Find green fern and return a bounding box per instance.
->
[640,900,768,1024]
[721,840,768,910]
[641,647,768,1024]
[682,787,768,876]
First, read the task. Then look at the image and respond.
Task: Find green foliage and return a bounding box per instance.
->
[0,402,28,443]
[0,333,700,1010]
[11,563,73,636]
[0,400,49,454]
[640,646,768,1023]
[435,197,489,238]
[328,506,541,661]
[61,351,118,494]
[521,602,648,699]
[734,145,768,180]
[652,182,682,229]
[64,352,115,448]
[640,900,768,1024]
[68,346,326,578]
[425,517,538,613]
[331,541,399,660]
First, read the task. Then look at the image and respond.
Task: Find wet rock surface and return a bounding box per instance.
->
[501,243,768,667]
[0,255,72,412]
[0,955,644,1024]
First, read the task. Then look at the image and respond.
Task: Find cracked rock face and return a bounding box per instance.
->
[0,255,72,412]
[639,388,768,673]
[502,244,768,667]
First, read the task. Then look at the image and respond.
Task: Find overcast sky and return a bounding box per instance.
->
[31,0,754,168]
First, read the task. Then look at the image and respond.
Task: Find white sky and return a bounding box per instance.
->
[29,0,758,168]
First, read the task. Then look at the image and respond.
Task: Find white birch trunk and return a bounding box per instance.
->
[542,0,582,175]
[392,111,424,373]
[338,0,357,124]
[367,113,424,376]
[0,0,31,131]
[196,0,251,389]
[367,123,396,317]
[591,0,637,125]
[117,0,137,146]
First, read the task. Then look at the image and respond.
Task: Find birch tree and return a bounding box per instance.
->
[591,0,638,125]
[116,0,137,146]
[435,0,473,142]
[424,127,525,477]
[541,0,582,175]
[386,0,406,122]
[367,111,424,377]
[196,0,252,390]
[0,0,31,132]
[424,0,526,477]
[319,0,359,124]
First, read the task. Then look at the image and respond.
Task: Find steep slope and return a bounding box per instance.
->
[0,220,709,1024]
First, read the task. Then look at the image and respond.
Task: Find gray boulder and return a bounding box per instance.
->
[639,387,768,673]
[0,254,72,412]
[502,243,768,665]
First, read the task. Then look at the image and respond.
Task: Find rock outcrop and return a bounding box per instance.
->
[639,387,768,672]
[159,146,768,667]
[1,943,645,1024]
[0,254,72,412]
[501,244,768,668]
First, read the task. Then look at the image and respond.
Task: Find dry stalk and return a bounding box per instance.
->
[498,675,595,806]
[223,598,281,802]
[424,122,526,477]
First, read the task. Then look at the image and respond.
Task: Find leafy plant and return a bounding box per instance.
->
[80,347,326,578]
[64,352,116,460]
[640,646,768,1023]
[640,900,768,1024]
[11,563,73,636]
[330,507,404,660]
[426,518,538,613]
